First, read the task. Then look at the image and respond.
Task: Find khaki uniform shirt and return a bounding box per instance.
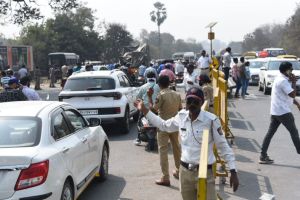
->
[154,88,182,120]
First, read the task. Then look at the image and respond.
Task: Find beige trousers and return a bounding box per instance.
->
[179,166,216,200]
[157,131,181,180]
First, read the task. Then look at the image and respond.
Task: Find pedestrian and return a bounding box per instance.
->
[260,61,300,164]
[138,62,147,78]
[18,64,28,79]
[85,64,94,71]
[1,70,10,89]
[175,60,185,75]
[159,63,176,82]
[148,75,182,186]
[61,65,68,88]
[197,50,212,76]
[135,87,239,200]
[144,63,158,80]
[49,66,55,88]
[239,59,250,98]
[73,62,82,73]
[0,77,28,102]
[20,76,41,100]
[222,47,232,81]
[180,63,198,92]
[134,71,160,146]
[199,74,214,113]
[231,58,241,98]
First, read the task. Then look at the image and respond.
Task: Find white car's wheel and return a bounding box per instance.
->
[97,145,109,182]
[61,181,74,200]
[258,81,263,91]
[120,108,130,134]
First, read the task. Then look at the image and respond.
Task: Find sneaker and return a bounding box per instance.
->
[259,156,274,164]
[245,92,250,95]
[134,138,141,146]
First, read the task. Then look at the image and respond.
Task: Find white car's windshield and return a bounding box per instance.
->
[268,61,300,70]
[0,118,40,148]
[64,77,116,91]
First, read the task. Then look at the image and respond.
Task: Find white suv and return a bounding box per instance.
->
[58,70,139,134]
[258,58,300,94]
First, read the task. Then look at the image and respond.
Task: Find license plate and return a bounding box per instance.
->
[79,110,98,115]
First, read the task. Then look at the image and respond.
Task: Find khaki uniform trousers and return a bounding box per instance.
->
[157,130,181,180]
[179,166,216,200]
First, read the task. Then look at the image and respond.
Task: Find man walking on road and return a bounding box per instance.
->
[260,61,300,164]
[148,75,182,187]
[222,47,232,81]
[136,87,239,200]
[197,50,212,76]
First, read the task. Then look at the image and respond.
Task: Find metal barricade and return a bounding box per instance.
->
[197,130,209,200]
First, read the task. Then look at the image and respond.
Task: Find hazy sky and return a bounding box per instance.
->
[1,0,299,43]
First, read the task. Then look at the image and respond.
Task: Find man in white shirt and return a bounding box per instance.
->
[179,63,199,92]
[20,76,41,101]
[222,47,232,81]
[197,50,212,76]
[175,60,185,75]
[135,87,239,200]
[260,61,300,164]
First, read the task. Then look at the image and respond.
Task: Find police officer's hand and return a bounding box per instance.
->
[134,99,149,115]
[230,171,239,192]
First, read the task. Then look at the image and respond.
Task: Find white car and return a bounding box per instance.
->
[58,70,139,134]
[248,58,266,85]
[0,101,109,200]
[258,58,300,94]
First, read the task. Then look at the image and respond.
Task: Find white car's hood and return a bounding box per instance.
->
[249,68,260,75]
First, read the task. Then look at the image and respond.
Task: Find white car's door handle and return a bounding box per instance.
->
[81,137,88,143]
[62,147,70,153]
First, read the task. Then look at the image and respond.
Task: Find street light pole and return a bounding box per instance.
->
[205,22,217,58]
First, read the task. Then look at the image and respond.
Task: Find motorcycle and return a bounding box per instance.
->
[137,116,157,151]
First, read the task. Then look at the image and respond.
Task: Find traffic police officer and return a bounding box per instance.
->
[135,87,239,200]
[148,75,182,186]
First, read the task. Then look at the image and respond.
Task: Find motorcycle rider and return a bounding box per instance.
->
[134,71,160,146]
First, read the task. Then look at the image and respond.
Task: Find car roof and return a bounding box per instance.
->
[69,70,123,78]
[0,101,68,117]
[249,58,267,62]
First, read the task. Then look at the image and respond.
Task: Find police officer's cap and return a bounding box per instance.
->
[186,87,204,101]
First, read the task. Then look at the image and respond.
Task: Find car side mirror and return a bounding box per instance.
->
[260,66,267,70]
[88,118,101,127]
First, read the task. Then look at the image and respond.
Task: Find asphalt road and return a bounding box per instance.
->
[37,86,300,200]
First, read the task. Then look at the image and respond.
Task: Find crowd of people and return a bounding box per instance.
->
[0,65,41,102]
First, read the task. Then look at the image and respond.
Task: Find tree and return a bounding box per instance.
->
[103,23,133,63]
[150,1,167,58]
[0,0,79,24]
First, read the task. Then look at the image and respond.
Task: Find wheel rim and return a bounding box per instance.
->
[63,186,72,200]
[103,148,109,175]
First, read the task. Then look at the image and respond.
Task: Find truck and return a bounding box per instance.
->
[0,45,34,71]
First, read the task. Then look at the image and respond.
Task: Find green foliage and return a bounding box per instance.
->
[0,0,79,24]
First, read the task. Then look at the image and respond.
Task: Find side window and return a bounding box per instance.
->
[64,110,87,131]
[52,113,72,140]
[122,75,131,87]
[118,75,126,87]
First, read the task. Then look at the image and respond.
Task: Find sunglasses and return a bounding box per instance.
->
[186,97,201,105]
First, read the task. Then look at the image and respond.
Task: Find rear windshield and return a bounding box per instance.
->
[268,61,300,70]
[63,77,116,91]
[249,61,265,69]
[0,117,41,148]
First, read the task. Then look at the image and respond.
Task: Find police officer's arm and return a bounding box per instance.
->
[135,99,179,133]
[212,118,239,191]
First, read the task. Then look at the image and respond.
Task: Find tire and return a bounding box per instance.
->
[263,81,269,95]
[132,110,139,122]
[61,180,74,200]
[258,81,263,91]
[97,145,109,182]
[120,108,130,134]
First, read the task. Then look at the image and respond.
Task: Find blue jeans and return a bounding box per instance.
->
[234,78,242,95]
[241,78,249,96]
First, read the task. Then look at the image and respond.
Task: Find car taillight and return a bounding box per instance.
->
[115,107,121,114]
[113,92,122,100]
[15,160,49,190]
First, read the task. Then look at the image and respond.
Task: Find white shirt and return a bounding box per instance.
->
[146,109,236,170]
[222,52,231,68]
[22,86,42,101]
[18,68,28,79]
[197,56,212,69]
[181,71,199,92]
[270,73,294,115]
